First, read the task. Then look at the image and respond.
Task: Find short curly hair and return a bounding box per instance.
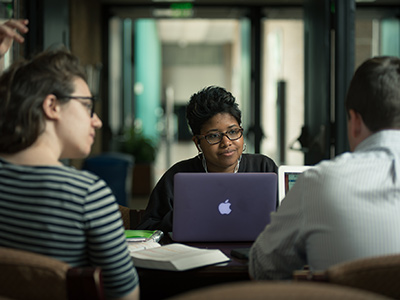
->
[186,86,242,135]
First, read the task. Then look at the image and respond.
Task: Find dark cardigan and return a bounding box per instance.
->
[136,153,278,234]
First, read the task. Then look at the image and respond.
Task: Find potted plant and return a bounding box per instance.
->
[119,127,157,196]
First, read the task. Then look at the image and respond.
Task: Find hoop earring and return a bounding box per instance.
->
[201,155,208,173]
[243,143,247,152]
[197,149,203,160]
[197,144,203,160]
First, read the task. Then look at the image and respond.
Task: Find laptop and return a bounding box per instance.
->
[278,165,313,205]
[172,172,277,242]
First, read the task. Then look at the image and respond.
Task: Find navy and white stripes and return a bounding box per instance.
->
[0,158,138,298]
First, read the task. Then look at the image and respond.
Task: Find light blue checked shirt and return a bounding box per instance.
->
[250,130,400,280]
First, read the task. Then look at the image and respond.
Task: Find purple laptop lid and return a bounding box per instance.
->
[172,172,277,242]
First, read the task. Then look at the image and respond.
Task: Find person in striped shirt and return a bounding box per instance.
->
[0,39,139,299]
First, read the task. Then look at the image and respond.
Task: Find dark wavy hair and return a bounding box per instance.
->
[345,56,400,132]
[0,48,87,153]
[186,86,242,135]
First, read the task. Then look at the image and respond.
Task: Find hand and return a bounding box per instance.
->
[0,19,29,57]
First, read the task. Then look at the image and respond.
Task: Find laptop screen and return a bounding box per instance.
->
[278,165,312,205]
[172,172,277,242]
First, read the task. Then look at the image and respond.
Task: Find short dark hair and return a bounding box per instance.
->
[345,56,400,132]
[186,86,242,135]
[0,48,87,153]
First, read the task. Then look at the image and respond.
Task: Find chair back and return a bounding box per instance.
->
[0,247,104,300]
[167,281,392,300]
[82,152,135,206]
[294,254,400,299]
[119,204,132,229]
[118,205,146,229]
[67,267,105,300]
[327,254,400,299]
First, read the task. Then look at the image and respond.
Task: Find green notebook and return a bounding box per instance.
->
[124,230,163,242]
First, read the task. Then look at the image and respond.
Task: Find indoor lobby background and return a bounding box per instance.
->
[4,0,400,209]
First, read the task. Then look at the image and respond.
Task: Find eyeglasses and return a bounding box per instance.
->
[197,127,244,145]
[60,96,96,118]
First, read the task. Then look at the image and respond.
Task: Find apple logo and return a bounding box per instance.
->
[218,199,232,215]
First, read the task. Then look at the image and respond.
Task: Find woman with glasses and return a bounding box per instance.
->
[0,47,139,300]
[137,86,278,234]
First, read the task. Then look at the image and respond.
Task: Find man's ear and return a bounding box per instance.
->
[348,109,372,151]
[42,94,60,120]
[348,109,363,139]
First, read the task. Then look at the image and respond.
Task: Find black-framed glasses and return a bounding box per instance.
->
[60,96,96,118]
[197,127,244,145]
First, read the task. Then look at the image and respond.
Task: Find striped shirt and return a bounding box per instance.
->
[249,130,400,279]
[0,158,138,298]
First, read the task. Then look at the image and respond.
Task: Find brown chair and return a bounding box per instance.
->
[166,281,392,300]
[119,204,132,229]
[294,254,400,299]
[0,246,104,300]
[118,204,146,229]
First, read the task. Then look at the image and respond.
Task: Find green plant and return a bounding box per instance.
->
[119,128,157,164]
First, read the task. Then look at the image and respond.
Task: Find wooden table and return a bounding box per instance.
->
[137,241,251,300]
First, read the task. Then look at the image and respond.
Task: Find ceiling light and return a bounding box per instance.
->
[152,0,194,2]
